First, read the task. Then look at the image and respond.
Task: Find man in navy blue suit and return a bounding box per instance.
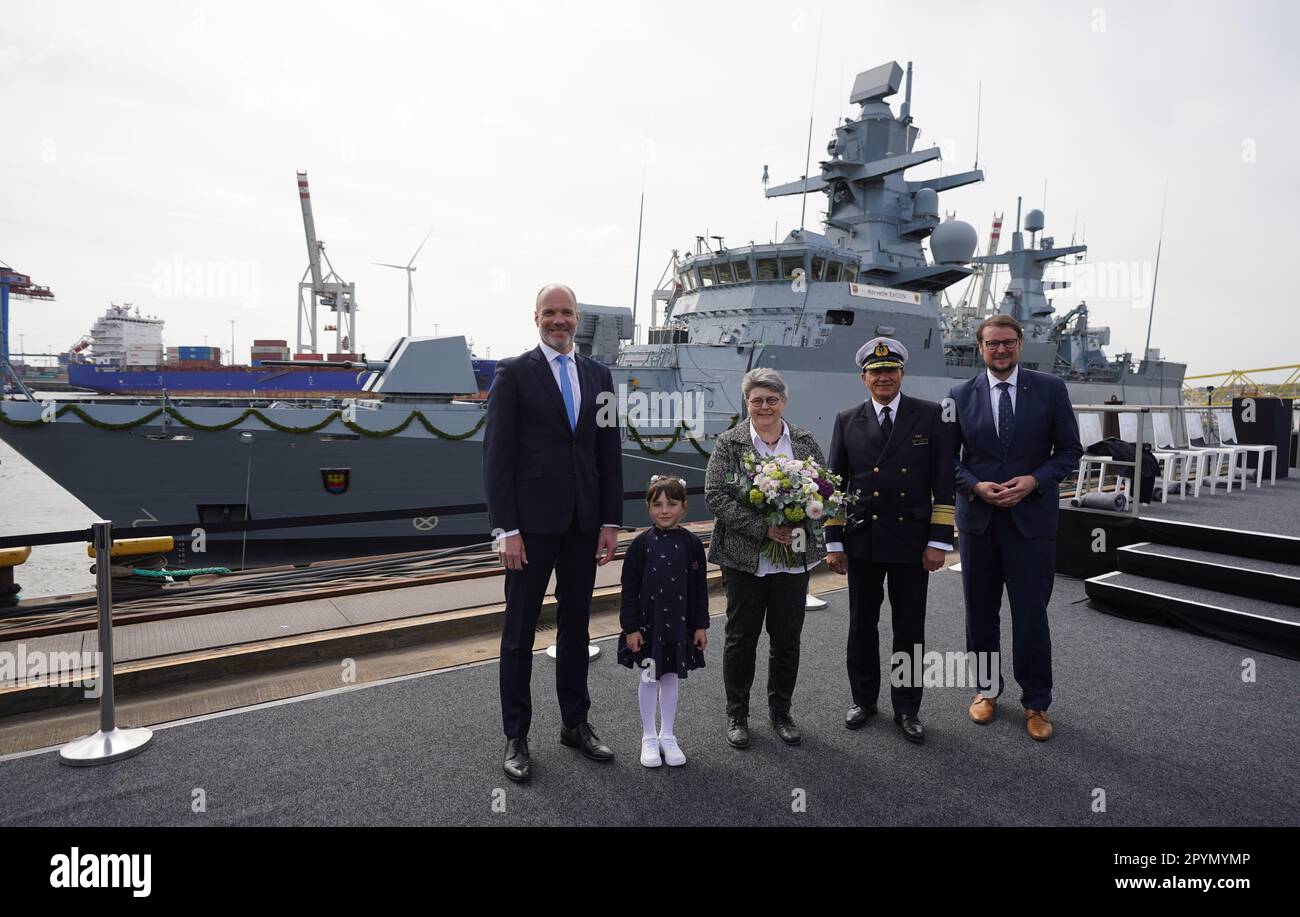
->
[483,284,624,781]
[949,314,1082,741]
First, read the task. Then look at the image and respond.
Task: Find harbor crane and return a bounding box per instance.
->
[0,261,55,393]
[296,172,357,355]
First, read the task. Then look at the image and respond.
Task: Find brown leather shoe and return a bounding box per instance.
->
[1025,709,1054,741]
[968,693,996,725]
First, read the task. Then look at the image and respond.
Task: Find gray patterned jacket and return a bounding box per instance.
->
[704,419,829,574]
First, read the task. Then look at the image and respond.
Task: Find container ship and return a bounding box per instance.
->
[56,305,495,399]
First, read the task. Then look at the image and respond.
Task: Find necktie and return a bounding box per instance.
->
[996,381,1014,453]
[556,354,577,431]
[880,405,893,438]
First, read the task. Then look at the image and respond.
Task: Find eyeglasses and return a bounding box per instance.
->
[982,339,1020,351]
[747,396,783,407]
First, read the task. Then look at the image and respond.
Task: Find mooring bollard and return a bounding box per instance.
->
[59,520,154,767]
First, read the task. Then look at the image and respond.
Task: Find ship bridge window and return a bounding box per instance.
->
[825,310,854,326]
[756,258,779,281]
[682,270,698,291]
[714,262,736,285]
[827,262,845,283]
[734,259,753,282]
[811,257,827,281]
[698,265,717,287]
[844,264,859,284]
[781,256,806,280]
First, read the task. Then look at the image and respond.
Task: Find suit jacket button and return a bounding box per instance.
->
[900,491,906,497]
[901,468,907,474]
[898,517,904,522]
[872,491,880,497]
[873,467,880,473]
[871,514,878,521]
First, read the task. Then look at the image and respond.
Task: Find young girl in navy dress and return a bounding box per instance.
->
[618,476,710,767]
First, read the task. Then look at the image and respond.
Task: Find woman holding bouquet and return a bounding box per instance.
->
[705,368,840,749]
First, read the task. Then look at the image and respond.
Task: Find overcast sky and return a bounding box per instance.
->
[2,0,1296,380]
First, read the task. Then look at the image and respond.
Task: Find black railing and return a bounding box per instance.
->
[0,486,707,551]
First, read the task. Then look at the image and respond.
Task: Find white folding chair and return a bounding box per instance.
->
[1183,411,1238,496]
[1152,412,1214,499]
[1214,410,1278,487]
[1117,413,1179,503]
[1073,412,1112,499]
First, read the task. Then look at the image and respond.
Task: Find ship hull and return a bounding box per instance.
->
[0,399,710,568]
[1,352,1181,568]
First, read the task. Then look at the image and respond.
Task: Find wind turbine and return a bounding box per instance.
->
[374,230,433,337]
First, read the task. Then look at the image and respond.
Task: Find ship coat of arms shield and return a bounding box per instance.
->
[321,468,351,495]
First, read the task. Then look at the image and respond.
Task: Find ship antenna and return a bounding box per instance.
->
[1142,184,1169,364]
[631,164,646,343]
[973,81,982,170]
[901,60,913,122]
[798,21,823,232]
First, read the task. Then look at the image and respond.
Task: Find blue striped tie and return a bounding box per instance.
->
[556,354,577,431]
[996,381,1014,453]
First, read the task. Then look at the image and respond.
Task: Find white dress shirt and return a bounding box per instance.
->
[539,340,582,419]
[986,365,1020,436]
[499,342,617,541]
[826,394,953,555]
[750,420,823,577]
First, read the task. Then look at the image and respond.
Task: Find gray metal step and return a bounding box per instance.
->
[1085,571,1300,660]
[1118,542,1300,607]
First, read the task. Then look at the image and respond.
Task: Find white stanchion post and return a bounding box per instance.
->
[59,521,154,766]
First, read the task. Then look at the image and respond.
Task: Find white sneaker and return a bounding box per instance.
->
[640,736,662,768]
[659,734,686,767]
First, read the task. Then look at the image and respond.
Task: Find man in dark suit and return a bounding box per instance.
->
[948,314,1083,741]
[825,338,956,745]
[483,283,624,781]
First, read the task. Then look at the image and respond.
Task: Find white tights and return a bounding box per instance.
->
[638,665,680,739]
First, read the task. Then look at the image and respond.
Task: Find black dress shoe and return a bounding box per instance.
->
[894,713,925,744]
[770,711,802,746]
[503,737,531,782]
[559,722,615,762]
[845,704,878,730]
[725,715,750,749]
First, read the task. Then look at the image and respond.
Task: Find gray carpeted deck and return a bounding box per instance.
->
[1140,476,1300,536]
[2,572,1297,827]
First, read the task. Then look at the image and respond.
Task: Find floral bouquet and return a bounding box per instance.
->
[732,451,857,567]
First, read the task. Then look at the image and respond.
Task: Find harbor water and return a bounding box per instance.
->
[0,437,97,598]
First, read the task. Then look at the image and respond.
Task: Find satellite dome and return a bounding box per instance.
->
[1024,209,1045,233]
[930,220,978,264]
[913,188,939,220]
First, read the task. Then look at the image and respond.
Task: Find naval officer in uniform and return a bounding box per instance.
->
[825,338,956,744]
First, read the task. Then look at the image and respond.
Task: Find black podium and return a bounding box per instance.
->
[1232,397,1292,479]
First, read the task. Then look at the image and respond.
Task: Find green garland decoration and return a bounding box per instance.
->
[0,403,486,441]
[625,413,739,457]
[625,419,686,455]
[2,406,739,450]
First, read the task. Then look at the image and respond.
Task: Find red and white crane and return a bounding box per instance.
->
[296,172,357,356]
